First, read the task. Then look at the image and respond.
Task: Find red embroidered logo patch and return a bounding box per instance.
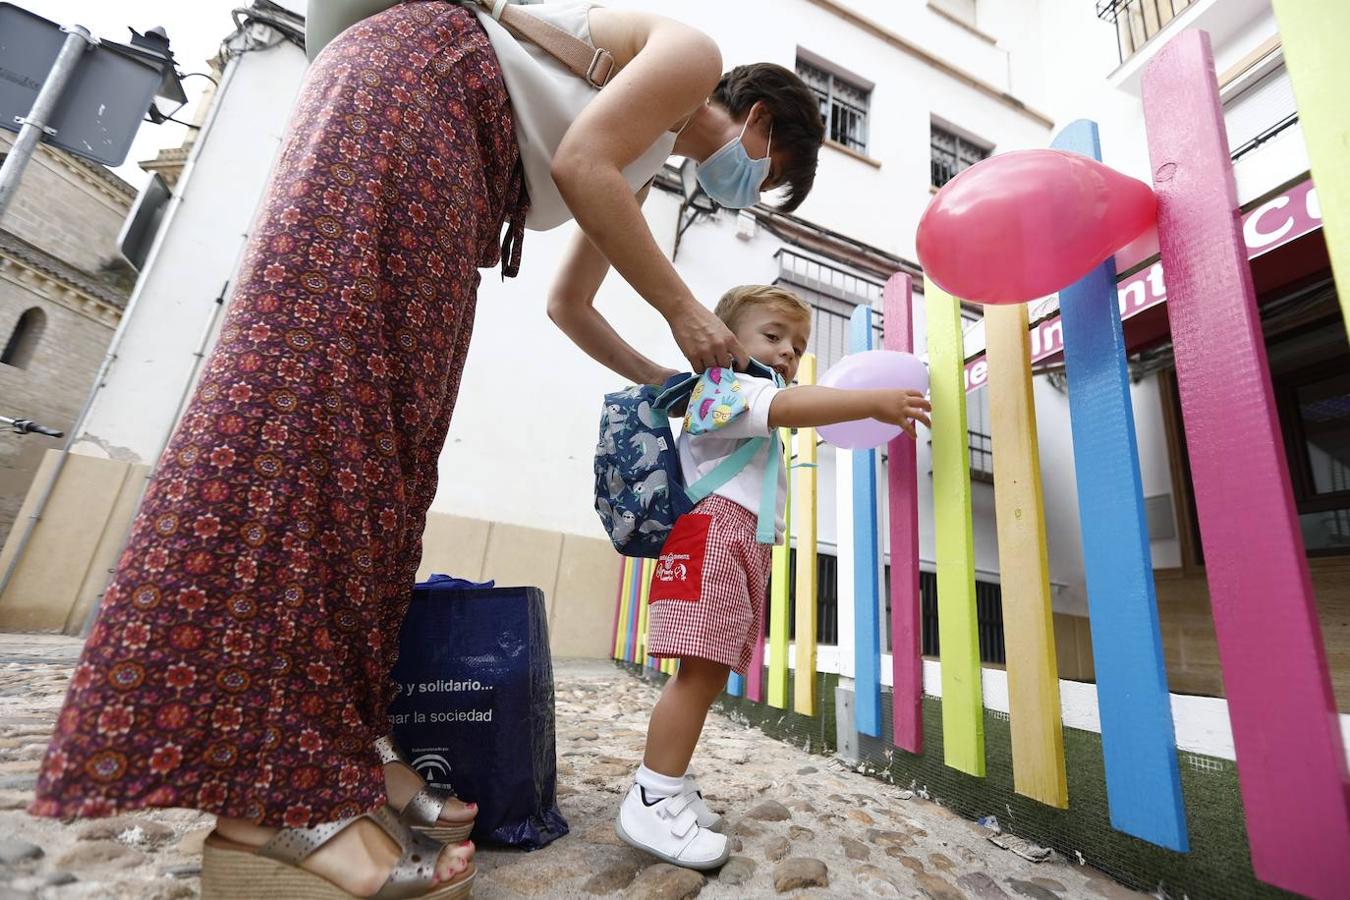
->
[649,514,711,603]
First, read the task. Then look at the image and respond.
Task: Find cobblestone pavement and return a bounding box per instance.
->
[0,634,1148,899]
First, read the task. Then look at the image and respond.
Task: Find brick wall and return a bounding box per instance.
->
[0,137,132,543]
[0,134,133,275]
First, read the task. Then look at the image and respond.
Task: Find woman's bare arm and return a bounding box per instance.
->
[550,9,746,373]
[547,185,681,385]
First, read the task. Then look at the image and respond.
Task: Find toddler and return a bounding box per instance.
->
[616,285,931,868]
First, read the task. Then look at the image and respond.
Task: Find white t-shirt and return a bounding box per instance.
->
[677,374,788,542]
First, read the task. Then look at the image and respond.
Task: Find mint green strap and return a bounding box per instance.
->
[685,436,767,504]
[756,430,781,544]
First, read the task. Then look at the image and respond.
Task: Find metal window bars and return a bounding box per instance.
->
[931,125,990,188]
[796,57,871,153]
[773,248,885,376]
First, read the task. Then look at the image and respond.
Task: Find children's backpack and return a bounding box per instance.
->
[593,367,782,558]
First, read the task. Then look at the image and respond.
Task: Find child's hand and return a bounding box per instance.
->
[871,389,932,440]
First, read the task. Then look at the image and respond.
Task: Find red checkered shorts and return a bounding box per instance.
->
[646,494,772,674]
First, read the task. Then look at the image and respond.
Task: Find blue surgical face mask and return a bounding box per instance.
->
[696,118,772,209]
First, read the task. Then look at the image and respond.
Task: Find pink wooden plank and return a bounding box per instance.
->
[1142,31,1350,898]
[746,630,765,703]
[884,274,922,754]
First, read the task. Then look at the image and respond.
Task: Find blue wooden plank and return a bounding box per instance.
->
[727,671,745,697]
[1052,120,1187,851]
[851,305,882,737]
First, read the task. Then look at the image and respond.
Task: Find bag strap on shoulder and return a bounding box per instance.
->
[474,0,616,87]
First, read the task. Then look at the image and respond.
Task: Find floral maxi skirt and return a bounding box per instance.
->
[32,1,526,828]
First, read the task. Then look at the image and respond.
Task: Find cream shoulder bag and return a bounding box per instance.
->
[304,0,615,87]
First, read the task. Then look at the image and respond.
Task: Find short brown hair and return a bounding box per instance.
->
[712,64,824,213]
[714,285,812,335]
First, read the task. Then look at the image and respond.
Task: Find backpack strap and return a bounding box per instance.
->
[474,0,617,88]
[755,430,781,544]
[653,373,698,415]
[684,436,768,505]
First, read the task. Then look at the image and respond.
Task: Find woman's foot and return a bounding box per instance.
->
[384,756,477,829]
[214,814,473,897]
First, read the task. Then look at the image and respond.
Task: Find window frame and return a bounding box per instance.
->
[795,51,873,156]
[1274,354,1350,557]
[930,122,992,189]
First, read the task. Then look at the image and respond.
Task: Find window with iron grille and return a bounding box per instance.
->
[764,552,1006,665]
[918,570,1006,664]
[773,248,884,375]
[796,56,871,155]
[931,124,990,188]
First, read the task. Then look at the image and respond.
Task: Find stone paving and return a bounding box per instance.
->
[0,633,1148,899]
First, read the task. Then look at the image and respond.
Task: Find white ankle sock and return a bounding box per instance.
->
[635,765,685,800]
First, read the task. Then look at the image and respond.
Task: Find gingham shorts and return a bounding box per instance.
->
[646,494,772,674]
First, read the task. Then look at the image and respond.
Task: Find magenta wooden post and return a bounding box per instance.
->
[1142,31,1350,897]
[745,629,766,703]
[883,273,922,753]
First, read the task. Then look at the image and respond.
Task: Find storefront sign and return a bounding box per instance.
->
[962,178,1322,393]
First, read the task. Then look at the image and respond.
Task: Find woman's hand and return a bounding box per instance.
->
[870,389,933,439]
[666,300,748,373]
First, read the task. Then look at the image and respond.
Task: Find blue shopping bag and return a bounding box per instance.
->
[387,575,568,849]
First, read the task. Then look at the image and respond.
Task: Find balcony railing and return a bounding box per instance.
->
[1095,0,1194,64]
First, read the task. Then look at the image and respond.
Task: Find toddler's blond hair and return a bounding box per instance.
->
[714,285,812,334]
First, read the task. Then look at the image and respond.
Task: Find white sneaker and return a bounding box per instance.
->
[615,784,731,870]
[682,773,724,831]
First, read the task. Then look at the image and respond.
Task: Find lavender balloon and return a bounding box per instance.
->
[817,350,929,450]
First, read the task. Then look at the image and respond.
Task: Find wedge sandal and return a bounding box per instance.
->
[376,735,476,842]
[200,804,474,899]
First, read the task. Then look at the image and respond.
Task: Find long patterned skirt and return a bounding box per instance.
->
[32,1,526,828]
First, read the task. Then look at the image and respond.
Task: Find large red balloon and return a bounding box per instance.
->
[916,149,1156,304]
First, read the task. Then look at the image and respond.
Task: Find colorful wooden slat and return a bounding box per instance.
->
[925,278,984,777]
[614,556,633,660]
[1052,119,1183,842]
[850,305,883,738]
[1143,33,1350,892]
[835,445,856,680]
[1271,0,1350,334]
[624,553,641,663]
[727,671,745,697]
[983,301,1068,809]
[768,429,793,708]
[610,557,623,660]
[883,275,922,753]
[746,569,767,702]
[636,557,653,666]
[794,353,820,716]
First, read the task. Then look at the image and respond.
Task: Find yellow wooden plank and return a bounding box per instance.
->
[1271,0,1350,335]
[984,303,1068,808]
[925,278,985,777]
[793,354,820,716]
[614,556,633,660]
[768,429,793,708]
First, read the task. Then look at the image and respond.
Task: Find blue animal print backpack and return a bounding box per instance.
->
[594,366,782,558]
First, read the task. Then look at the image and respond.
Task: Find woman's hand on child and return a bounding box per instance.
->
[871,389,932,439]
[666,299,748,373]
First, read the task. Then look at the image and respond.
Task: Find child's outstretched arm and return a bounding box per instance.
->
[768,387,933,439]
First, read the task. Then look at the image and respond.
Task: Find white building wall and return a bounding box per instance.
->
[70,30,309,464]
[58,1,1082,617]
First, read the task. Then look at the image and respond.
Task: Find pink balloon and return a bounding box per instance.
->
[817,350,929,450]
[916,149,1156,304]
